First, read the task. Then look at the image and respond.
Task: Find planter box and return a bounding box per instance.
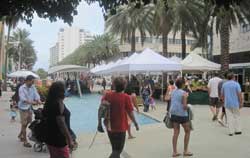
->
[188,91,209,105]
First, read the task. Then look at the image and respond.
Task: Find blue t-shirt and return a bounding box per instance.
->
[170,89,188,117]
[221,80,241,108]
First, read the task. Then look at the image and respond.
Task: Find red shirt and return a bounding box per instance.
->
[103,92,133,132]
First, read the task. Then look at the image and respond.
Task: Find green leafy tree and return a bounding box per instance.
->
[8,28,37,70]
[0,0,81,25]
[36,68,48,79]
[152,0,174,57]
[169,0,203,59]
[60,34,119,66]
[105,3,154,52]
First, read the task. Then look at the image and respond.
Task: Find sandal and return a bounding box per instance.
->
[183,152,193,157]
[23,142,32,148]
[18,135,25,142]
[172,153,181,157]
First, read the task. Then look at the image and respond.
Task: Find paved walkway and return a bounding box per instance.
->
[1,91,250,158]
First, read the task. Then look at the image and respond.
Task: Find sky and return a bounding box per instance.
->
[17,2,104,71]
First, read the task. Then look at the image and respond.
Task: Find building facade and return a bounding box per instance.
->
[49,43,59,67]
[49,27,93,67]
[213,24,250,86]
[119,31,196,58]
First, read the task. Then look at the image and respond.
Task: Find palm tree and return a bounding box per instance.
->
[152,0,174,57]
[169,0,203,59]
[105,3,154,53]
[8,28,37,70]
[0,16,20,90]
[210,0,250,71]
[191,1,212,58]
[60,34,119,67]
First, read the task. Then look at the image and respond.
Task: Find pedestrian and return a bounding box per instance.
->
[218,72,228,126]
[0,79,2,98]
[18,75,42,148]
[102,78,107,90]
[207,73,222,121]
[141,81,152,112]
[164,80,176,111]
[221,73,243,136]
[43,81,76,158]
[170,78,193,157]
[102,77,139,158]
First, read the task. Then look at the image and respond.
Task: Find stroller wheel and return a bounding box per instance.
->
[34,143,43,152]
[42,144,47,152]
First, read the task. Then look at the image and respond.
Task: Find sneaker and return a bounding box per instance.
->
[218,119,224,126]
[228,134,233,136]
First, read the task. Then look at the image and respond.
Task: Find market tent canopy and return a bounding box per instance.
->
[111,48,182,73]
[170,56,182,63]
[181,53,220,71]
[48,65,89,74]
[8,70,40,79]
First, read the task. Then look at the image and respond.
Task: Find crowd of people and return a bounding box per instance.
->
[3,70,244,158]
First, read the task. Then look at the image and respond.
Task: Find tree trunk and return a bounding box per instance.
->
[181,28,186,59]
[220,19,230,71]
[131,29,136,53]
[162,30,168,57]
[3,24,11,91]
[209,20,214,60]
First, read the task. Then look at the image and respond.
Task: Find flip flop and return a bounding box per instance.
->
[172,153,181,157]
[183,152,193,156]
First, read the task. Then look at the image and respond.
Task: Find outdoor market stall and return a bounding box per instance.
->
[181,53,221,104]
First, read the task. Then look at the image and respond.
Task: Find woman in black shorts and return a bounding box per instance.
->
[169,78,192,157]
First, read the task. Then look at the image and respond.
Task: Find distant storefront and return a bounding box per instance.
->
[214,51,250,91]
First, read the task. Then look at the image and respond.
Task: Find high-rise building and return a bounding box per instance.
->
[49,27,93,67]
[49,43,59,67]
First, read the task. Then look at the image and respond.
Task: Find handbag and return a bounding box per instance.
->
[163,112,173,129]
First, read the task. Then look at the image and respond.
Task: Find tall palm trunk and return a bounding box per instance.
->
[162,30,168,57]
[131,29,136,53]
[3,23,11,91]
[220,18,230,71]
[209,20,214,60]
[181,28,186,59]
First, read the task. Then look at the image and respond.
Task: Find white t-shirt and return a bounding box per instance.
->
[207,77,222,98]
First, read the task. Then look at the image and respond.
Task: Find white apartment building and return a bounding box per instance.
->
[49,43,59,67]
[119,31,196,58]
[49,27,93,67]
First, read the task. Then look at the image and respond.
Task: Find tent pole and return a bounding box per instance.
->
[161,72,164,101]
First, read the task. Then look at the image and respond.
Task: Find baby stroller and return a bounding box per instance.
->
[28,108,78,152]
[28,108,47,152]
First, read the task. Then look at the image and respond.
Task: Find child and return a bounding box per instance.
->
[10,100,18,122]
[149,97,156,110]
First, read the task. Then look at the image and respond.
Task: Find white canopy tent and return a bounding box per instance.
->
[169,56,182,63]
[110,48,181,74]
[8,70,40,79]
[181,53,220,71]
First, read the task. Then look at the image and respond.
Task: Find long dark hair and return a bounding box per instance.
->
[44,81,65,108]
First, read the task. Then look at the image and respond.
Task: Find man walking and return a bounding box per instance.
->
[221,73,243,136]
[18,75,41,147]
[207,73,222,121]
